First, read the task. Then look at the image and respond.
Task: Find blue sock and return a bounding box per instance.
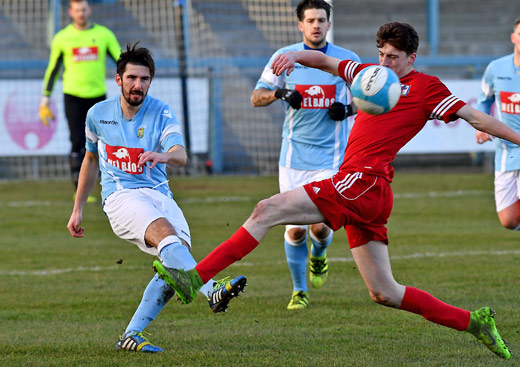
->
[159,239,197,269]
[310,230,333,258]
[284,236,308,292]
[124,273,173,336]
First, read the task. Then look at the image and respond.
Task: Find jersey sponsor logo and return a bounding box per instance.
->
[295,84,336,109]
[401,84,411,96]
[500,91,520,114]
[72,46,99,62]
[100,119,118,125]
[105,144,144,174]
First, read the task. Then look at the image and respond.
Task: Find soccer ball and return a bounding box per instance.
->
[350,65,401,115]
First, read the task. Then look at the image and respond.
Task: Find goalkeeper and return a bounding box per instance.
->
[40,0,121,202]
[250,0,360,310]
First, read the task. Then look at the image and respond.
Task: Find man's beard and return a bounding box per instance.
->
[122,88,146,106]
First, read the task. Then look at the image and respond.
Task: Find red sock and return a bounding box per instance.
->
[195,226,259,283]
[399,286,470,331]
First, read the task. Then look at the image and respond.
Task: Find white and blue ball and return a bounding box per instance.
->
[351,65,401,115]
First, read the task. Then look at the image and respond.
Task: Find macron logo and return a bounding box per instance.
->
[161,109,172,118]
[313,186,320,194]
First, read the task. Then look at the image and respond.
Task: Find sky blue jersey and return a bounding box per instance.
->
[255,42,360,170]
[477,53,520,171]
[85,94,184,203]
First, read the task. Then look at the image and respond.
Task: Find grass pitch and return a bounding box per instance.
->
[0,173,518,367]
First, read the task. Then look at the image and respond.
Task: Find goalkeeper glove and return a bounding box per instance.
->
[39,96,54,127]
[275,88,302,110]
[328,102,354,121]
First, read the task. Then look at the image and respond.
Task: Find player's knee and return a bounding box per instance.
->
[309,223,330,240]
[500,217,520,230]
[286,227,307,242]
[251,198,271,223]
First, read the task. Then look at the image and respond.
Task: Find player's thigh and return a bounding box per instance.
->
[263,186,326,226]
[103,188,190,255]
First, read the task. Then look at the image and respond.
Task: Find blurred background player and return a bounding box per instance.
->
[476,18,520,230]
[67,43,246,352]
[39,0,121,203]
[251,0,360,310]
[154,22,518,359]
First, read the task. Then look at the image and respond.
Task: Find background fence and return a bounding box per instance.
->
[0,0,518,179]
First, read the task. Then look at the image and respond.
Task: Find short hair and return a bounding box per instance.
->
[514,18,520,31]
[69,0,88,6]
[296,0,332,22]
[116,42,155,78]
[376,22,419,55]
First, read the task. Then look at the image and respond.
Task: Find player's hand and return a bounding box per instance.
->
[39,96,54,126]
[271,52,297,76]
[138,151,165,169]
[275,88,302,110]
[67,212,85,238]
[328,102,354,121]
[476,131,493,144]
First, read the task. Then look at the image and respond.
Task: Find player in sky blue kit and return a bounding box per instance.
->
[251,0,360,310]
[476,18,520,231]
[66,43,246,353]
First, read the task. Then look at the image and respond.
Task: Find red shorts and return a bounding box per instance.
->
[304,171,393,248]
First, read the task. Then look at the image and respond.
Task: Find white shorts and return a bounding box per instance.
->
[279,166,337,232]
[103,188,191,256]
[494,170,520,212]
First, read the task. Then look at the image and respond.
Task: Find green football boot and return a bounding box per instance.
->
[152,260,203,304]
[466,307,511,359]
[309,252,328,289]
[287,291,309,310]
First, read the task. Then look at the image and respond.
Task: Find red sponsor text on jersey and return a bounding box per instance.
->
[295,84,336,109]
[500,91,520,114]
[72,46,99,62]
[105,144,144,174]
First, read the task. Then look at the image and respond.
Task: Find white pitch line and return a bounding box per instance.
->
[2,249,518,276]
[0,189,492,208]
[0,196,252,207]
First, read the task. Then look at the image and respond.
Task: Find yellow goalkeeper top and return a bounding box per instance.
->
[42,23,121,99]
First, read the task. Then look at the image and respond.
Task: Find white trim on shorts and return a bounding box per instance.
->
[494,170,520,212]
[103,188,191,256]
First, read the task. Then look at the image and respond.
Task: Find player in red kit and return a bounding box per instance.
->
[153,22,517,359]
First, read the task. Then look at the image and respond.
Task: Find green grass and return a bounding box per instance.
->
[0,173,518,366]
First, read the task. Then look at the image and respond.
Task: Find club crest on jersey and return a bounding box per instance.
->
[137,127,144,138]
[401,84,411,96]
[500,91,520,114]
[105,144,144,174]
[72,46,99,62]
[295,84,336,109]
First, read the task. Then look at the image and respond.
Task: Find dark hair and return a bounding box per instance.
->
[376,22,419,55]
[116,42,155,78]
[514,18,520,31]
[296,0,331,21]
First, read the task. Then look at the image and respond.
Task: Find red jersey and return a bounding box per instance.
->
[338,60,466,181]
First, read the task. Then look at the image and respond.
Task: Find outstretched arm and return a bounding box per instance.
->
[271,50,342,77]
[67,151,99,237]
[457,105,520,145]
